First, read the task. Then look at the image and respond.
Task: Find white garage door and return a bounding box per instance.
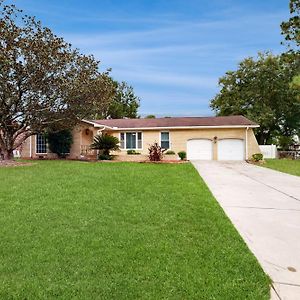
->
[187,139,213,160]
[218,139,245,161]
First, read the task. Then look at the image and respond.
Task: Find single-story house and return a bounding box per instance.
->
[20,115,260,161]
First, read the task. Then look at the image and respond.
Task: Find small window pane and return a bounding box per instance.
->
[126,132,136,149]
[161,141,170,149]
[137,132,142,149]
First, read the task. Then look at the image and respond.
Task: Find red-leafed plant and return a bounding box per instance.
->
[148,142,165,161]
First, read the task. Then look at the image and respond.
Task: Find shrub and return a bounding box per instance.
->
[148,142,165,161]
[165,150,175,155]
[98,154,112,160]
[46,130,73,158]
[278,135,294,151]
[252,153,263,162]
[91,134,120,157]
[127,150,141,155]
[178,151,186,160]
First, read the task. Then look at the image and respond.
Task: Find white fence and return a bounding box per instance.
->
[259,145,277,159]
[13,150,21,158]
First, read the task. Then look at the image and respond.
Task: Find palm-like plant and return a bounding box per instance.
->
[90,134,120,157]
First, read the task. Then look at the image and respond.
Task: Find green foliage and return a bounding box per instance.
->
[178,151,187,160]
[103,81,140,119]
[278,135,294,150]
[90,134,120,156]
[290,75,300,91]
[0,1,114,159]
[252,153,264,162]
[98,154,112,160]
[165,150,176,155]
[127,150,141,155]
[46,130,73,158]
[148,142,165,161]
[145,115,156,119]
[281,0,300,48]
[210,52,300,145]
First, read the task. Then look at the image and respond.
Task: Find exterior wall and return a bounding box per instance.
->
[20,125,261,161]
[68,124,97,159]
[20,135,57,159]
[247,129,261,158]
[20,123,97,159]
[110,127,260,160]
[20,136,31,158]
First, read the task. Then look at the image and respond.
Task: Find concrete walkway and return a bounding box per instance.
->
[192,161,300,300]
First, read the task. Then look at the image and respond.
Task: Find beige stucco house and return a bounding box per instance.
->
[20,115,261,161]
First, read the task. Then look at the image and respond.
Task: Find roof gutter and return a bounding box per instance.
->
[99,125,260,130]
[81,120,259,130]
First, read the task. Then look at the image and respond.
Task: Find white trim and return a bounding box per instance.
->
[81,119,113,129]
[119,131,143,150]
[93,125,259,130]
[159,131,171,150]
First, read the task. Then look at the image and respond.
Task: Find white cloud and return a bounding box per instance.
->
[113,68,218,89]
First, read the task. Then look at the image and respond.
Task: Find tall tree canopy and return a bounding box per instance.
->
[281,0,300,48]
[210,52,300,145]
[102,80,140,119]
[0,1,114,159]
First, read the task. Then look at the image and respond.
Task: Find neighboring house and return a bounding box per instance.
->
[20,115,261,161]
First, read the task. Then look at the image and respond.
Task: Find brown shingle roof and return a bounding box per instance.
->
[88,115,258,129]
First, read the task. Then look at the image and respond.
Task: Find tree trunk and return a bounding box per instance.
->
[2,149,14,160]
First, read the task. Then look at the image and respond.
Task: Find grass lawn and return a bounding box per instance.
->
[263,159,300,177]
[0,161,269,299]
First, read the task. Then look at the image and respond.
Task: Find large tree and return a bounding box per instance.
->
[0,2,114,159]
[281,0,300,48]
[210,52,300,145]
[102,80,140,119]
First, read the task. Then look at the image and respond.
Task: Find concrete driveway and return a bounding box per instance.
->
[192,161,300,300]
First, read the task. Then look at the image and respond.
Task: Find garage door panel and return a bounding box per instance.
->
[187,139,213,160]
[218,139,244,161]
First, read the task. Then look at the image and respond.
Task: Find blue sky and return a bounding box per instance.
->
[11,0,290,116]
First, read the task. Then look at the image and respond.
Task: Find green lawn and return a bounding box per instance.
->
[263,159,300,177]
[0,161,269,299]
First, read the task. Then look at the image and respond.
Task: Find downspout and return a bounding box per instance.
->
[245,127,249,160]
[96,127,105,135]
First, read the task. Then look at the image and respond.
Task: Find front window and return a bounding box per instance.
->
[36,133,47,154]
[120,132,142,150]
[160,132,170,149]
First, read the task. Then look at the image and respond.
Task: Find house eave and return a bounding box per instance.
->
[81,119,114,129]
[102,125,260,131]
[81,120,259,131]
